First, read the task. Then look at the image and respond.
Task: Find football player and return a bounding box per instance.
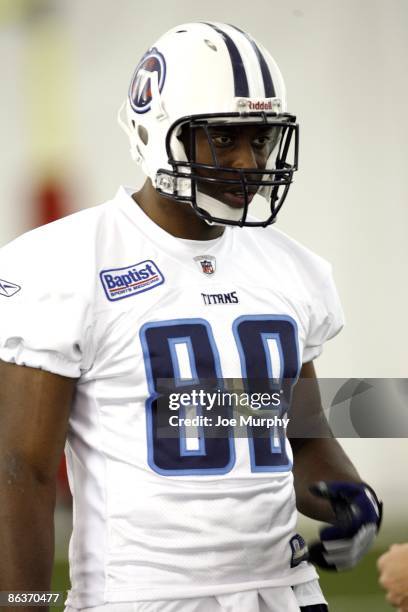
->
[0,22,382,612]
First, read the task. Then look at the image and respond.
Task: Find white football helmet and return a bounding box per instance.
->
[118,22,299,226]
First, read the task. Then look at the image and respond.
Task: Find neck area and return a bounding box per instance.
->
[132,179,225,240]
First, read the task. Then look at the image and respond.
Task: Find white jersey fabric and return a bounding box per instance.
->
[64,579,328,612]
[0,187,343,608]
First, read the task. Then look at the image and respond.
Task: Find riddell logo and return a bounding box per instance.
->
[248,100,273,110]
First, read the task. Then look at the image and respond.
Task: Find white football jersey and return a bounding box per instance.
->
[0,187,343,607]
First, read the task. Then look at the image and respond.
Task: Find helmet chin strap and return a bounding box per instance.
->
[195,190,245,226]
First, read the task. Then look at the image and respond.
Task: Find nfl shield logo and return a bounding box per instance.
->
[194,255,216,275]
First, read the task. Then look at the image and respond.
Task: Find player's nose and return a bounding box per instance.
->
[230,137,258,169]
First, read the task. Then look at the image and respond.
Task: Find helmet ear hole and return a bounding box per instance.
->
[138,125,148,145]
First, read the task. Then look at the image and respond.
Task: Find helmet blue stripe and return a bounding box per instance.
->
[229,25,276,98]
[203,23,249,97]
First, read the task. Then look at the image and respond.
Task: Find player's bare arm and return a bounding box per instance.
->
[288,360,361,523]
[289,360,382,571]
[0,360,75,609]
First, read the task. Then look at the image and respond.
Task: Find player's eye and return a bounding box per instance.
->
[252,136,271,147]
[253,128,281,151]
[210,134,234,147]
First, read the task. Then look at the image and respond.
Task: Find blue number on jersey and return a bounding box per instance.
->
[233,315,299,472]
[140,319,235,475]
[140,315,299,476]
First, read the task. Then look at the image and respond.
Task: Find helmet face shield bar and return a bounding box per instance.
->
[156,112,299,227]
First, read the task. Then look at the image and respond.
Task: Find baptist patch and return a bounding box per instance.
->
[100,260,164,302]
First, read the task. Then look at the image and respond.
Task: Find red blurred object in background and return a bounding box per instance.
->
[34,176,68,227]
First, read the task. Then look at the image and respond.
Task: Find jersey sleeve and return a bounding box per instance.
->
[302,269,345,363]
[0,230,94,378]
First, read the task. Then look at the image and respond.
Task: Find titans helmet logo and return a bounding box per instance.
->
[129,47,166,114]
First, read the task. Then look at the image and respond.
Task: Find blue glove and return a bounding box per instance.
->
[308,481,383,571]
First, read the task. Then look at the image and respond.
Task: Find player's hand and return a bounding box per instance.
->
[377,543,408,610]
[308,481,382,571]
